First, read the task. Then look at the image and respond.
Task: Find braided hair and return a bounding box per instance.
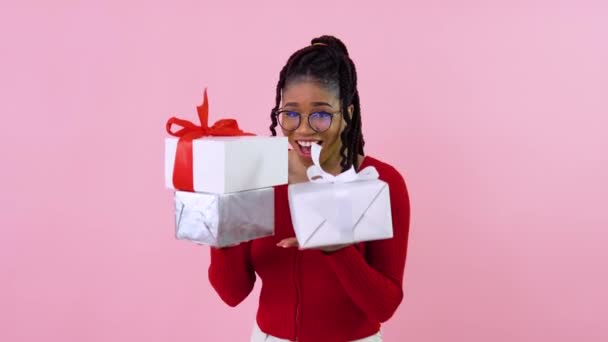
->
[269,35,365,172]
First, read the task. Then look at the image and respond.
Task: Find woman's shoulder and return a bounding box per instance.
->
[362,155,410,211]
[360,155,406,184]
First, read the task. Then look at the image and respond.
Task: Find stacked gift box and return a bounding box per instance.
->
[165,89,288,247]
[165,89,394,250]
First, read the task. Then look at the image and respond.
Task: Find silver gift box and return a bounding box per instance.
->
[174,188,274,247]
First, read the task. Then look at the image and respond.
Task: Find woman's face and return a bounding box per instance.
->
[280,80,345,166]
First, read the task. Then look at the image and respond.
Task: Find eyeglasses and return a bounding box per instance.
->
[274,109,341,133]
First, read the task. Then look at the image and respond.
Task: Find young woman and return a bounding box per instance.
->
[208,35,411,342]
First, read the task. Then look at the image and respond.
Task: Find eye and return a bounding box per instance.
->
[283,111,300,118]
[310,111,332,119]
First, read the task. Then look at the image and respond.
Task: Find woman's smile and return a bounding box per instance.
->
[294,139,323,157]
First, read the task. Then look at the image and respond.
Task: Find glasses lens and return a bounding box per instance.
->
[278,111,300,131]
[309,112,333,132]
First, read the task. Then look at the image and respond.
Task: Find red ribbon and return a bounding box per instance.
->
[166,89,254,191]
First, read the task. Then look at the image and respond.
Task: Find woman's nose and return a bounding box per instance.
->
[294,115,315,134]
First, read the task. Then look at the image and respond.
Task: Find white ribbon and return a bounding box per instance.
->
[305,144,379,242]
[306,143,379,183]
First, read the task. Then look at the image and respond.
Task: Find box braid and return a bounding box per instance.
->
[269,35,365,172]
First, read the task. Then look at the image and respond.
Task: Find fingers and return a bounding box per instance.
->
[275,239,351,252]
[276,237,299,248]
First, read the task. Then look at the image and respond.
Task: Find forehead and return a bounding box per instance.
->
[282,80,339,105]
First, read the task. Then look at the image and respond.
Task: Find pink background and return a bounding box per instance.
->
[1,1,607,341]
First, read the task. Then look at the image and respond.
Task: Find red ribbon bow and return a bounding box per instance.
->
[166,89,254,191]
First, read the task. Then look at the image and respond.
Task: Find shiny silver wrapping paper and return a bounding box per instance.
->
[174,188,274,247]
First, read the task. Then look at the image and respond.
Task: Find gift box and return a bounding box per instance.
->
[174,188,274,247]
[288,144,393,249]
[165,135,288,194]
[165,89,288,194]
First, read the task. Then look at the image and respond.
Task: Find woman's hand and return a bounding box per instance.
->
[276,237,351,253]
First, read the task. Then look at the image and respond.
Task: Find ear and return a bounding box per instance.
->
[340,104,355,129]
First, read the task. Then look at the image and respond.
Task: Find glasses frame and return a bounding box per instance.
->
[274,109,341,133]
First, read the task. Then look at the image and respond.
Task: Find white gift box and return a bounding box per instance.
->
[165,136,288,194]
[174,188,274,247]
[288,145,393,249]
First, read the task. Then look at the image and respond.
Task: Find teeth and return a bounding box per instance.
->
[297,141,318,147]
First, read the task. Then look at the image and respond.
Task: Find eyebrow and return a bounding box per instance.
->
[283,102,333,108]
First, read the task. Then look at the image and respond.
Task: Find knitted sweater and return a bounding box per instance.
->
[208,155,411,342]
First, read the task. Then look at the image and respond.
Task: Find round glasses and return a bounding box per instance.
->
[274,109,340,133]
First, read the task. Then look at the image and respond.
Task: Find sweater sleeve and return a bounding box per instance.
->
[208,241,256,307]
[324,166,410,322]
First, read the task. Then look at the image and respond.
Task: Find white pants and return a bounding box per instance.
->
[250,322,382,342]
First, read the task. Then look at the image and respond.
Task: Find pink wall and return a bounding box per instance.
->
[1,1,607,341]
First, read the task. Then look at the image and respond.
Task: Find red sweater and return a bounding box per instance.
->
[208,156,411,342]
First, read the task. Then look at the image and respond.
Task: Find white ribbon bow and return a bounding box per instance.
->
[306,143,379,183]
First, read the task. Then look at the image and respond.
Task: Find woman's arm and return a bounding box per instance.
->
[208,241,256,307]
[324,167,410,322]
